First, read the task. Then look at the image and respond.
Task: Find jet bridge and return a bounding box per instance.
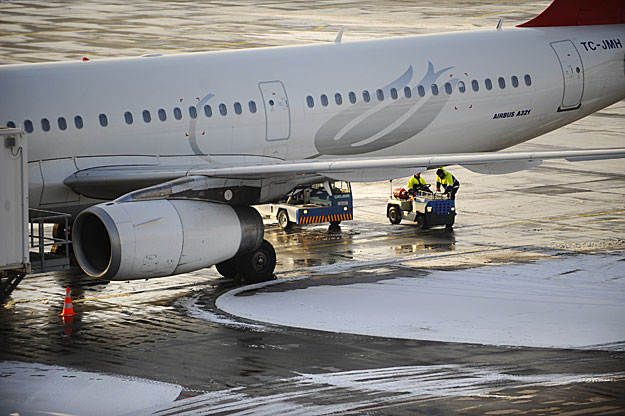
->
[0,127,71,304]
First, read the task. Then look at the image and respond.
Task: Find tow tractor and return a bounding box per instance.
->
[256,181,353,229]
[387,186,456,230]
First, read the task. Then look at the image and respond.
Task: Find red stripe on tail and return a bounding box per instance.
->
[517,0,625,27]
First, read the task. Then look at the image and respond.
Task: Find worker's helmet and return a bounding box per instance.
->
[436,168,444,178]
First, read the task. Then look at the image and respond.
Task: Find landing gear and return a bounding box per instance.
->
[51,223,72,256]
[235,240,276,284]
[215,258,237,278]
[215,239,277,284]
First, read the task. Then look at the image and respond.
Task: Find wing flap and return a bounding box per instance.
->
[462,160,542,175]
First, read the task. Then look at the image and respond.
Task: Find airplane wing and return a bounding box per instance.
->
[65,147,625,200]
[192,148,625,180]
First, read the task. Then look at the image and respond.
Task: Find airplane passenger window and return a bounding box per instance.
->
[58,117,67,130]
[219,103,227,116]
[24,120,33,133]
[362,90,370,102]
[349,91,356,104]
[249,101,257,113]
[158,109,167,122]
[458,81,466,93]
[390,88,398,100]
[74,115,83,129]
[173,107,182,120]
[498,77,506,89]
[335,93,342,105]
[524,74,532,86]
[404,86,412,98]
[472,80,479,92]
[321,94,328,107]
[204,105,212,118]
[41,118,51,131]
[511,75,519,88]
[417,85,425,97]
[444,82,452,94]
[431,84,439,95]
[189,106,198,119]
[306,95,314,108]
[124,112,133,125]
[376,89,384,101]
[485,78,493,90]
[234,102,242,114]
[143,110,152,123]
[99,114,108,127]
[7,121,16,128]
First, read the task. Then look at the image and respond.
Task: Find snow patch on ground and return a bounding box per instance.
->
[133,364,625,416]
[216,253,625,349]
[0,361,182,416]
[176,293,266,330]
[3,362,622,416]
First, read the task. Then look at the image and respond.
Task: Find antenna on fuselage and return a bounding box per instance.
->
[335,28,344,44]
[496,19,503,31]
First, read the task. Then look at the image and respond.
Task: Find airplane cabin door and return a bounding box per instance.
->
[550,40,584,111]
[259,81,291,141]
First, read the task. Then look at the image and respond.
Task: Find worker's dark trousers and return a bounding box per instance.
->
[445,180,460,200]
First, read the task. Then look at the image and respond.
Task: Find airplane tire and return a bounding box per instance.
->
[216,258,237,278]
[235,239,276,284]
[388,206,402,225]
[277,210,291,230]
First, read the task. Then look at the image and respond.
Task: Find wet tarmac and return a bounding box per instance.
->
[1,0,625,414]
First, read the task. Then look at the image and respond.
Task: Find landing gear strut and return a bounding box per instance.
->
[216,239,276,284]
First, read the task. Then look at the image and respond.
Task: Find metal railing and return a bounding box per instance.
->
[29,209,72,273]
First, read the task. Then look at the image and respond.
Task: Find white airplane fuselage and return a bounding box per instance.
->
[1,24,624,212]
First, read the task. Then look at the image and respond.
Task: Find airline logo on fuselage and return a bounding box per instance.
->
[312,62,453,157]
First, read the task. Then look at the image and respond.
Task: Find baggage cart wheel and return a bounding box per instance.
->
[416,214,428,230]
[388,205,402,225]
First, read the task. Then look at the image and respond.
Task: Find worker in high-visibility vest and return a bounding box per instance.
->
[436,168,460,200]
[407,172,431,195]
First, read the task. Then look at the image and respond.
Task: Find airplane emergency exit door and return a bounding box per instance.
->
[550,40,584,111]
[259,81,291,141]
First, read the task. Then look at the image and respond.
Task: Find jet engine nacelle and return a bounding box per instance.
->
[72,200,263,280]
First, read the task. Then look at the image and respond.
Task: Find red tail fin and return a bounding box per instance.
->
[517,0,625,27]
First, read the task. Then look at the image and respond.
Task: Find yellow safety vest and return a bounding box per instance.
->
[407,175,427,189]
[436,169,454,186]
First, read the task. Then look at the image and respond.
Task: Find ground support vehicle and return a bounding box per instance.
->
[256,181,353,229]
[387,188,455,230]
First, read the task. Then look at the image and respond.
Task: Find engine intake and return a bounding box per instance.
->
[72,200,263,280]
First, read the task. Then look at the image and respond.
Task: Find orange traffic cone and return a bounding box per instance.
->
[58,286,77,317]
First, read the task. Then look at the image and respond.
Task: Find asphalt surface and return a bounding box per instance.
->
[1,1,624,414]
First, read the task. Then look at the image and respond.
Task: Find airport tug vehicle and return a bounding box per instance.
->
[256,181,353,230]
[387,187,455,230]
